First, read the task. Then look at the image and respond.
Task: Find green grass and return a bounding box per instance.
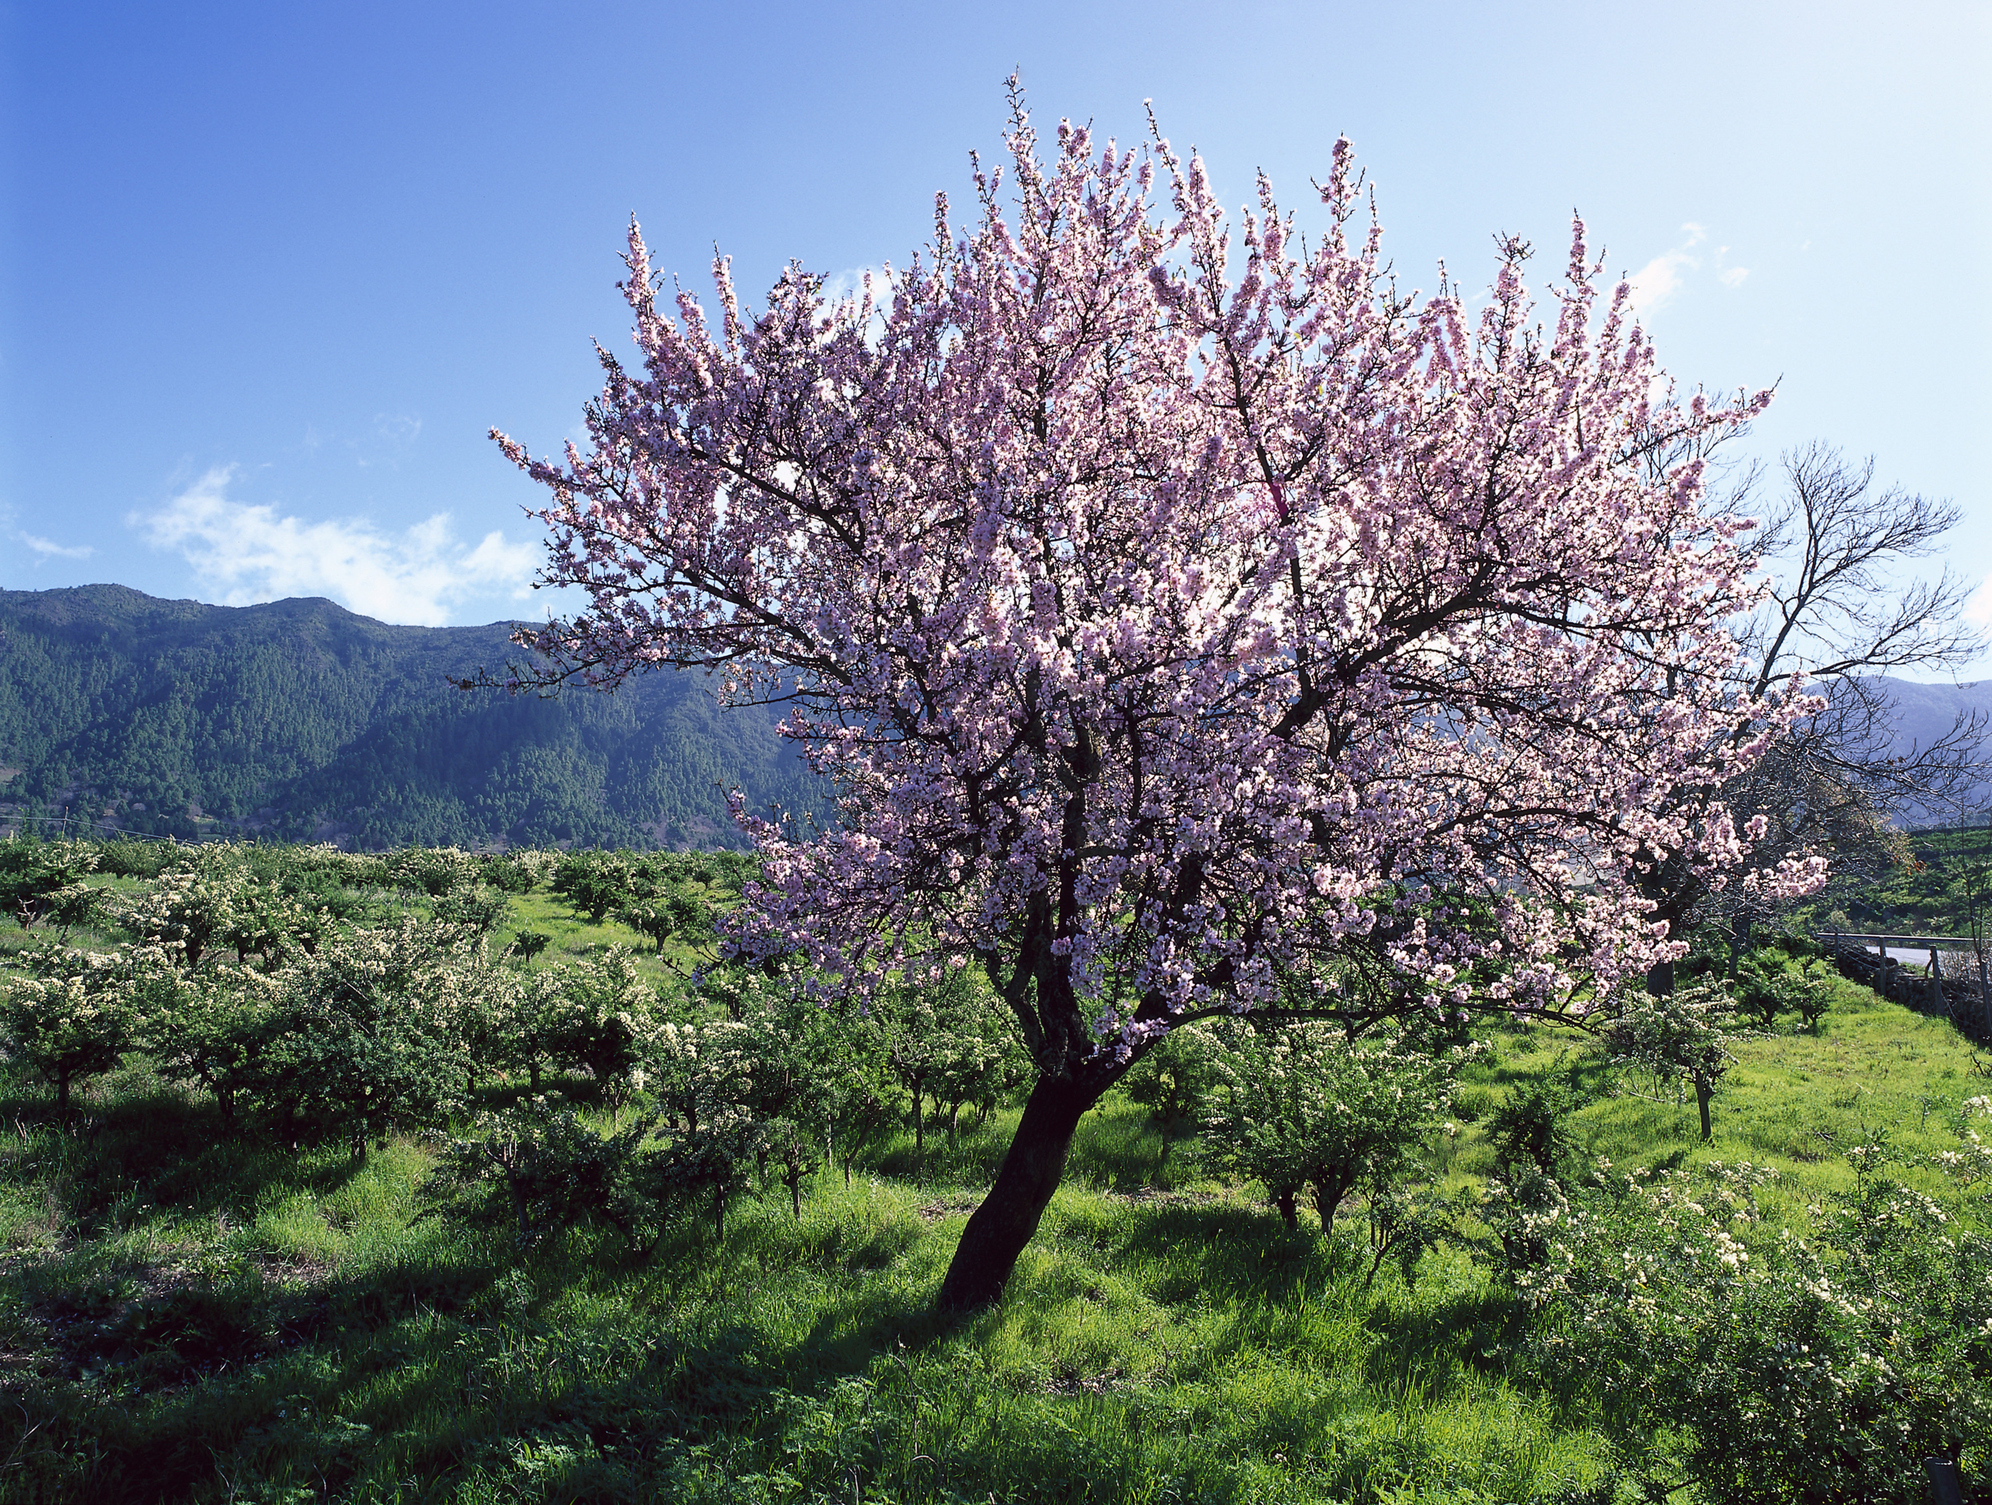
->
[1458,972,1991,1210]
[2,875,1988,1502]
[0,1072,1608,1503]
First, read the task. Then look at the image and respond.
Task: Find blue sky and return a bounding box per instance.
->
[3,0,1988,672]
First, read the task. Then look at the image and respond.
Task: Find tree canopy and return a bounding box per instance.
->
[499,89,1808,1308]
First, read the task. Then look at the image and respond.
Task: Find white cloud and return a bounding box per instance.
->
[823,264,897,348]
[18,532,93,560]
[1627,247,1697,319]
[1967,574,1992,629]
[1626,223,1749,317]
[137,467,537,626]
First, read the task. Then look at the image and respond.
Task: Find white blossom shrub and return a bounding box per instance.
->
[253,919,480,1158]
[877,962,1024,1153]
[1201,1020,1473,1234]
[1522,1121,1992,1503]
[136,962,282,1126]
[0,836,98,929]
[0,939,162,1108]
[1600,980,1747,1141]
[537,948,665,1108]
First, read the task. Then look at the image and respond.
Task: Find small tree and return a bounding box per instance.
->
[0,836,98,929]
[0,941,158,1109]
[255,920,476,1159]
[551,851,635,924]
[1601,981,1745,1141]
[101,850,257,973]
[428,1095,661,1253]
[878,962,1019,1154]
[1121,1021,1222,1163]
[433,881,510,938]
[141,963,281,1126]
[538,948,666,1109]
[1201,1021,1469,1235]
[495,90,1799,1307]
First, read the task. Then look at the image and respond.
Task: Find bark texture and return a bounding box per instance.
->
[936,1073,1094,1313]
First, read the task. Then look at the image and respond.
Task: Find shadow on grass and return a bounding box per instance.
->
[0,1180,957,1503]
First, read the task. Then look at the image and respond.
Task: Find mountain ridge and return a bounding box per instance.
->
[0,584,822,850]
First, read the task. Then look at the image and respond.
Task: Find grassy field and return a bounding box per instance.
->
[0,922,1984,1504]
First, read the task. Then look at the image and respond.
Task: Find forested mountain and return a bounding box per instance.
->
[0,585,824,850]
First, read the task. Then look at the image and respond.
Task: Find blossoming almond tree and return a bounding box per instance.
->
[495,89,1802,1310]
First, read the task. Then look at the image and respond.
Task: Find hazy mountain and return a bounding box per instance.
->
[0,586,1982,852]
[0,585,825,850]
[1866,676,1992,828]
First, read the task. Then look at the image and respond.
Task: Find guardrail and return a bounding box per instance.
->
[1812,932,1992,1041]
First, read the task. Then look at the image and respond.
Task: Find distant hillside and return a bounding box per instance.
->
[0,585,825,850]
[1863,676,1992,827]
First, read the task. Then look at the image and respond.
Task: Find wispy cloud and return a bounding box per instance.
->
[1967,574,1992,630]
[823,264,896,348]
[18,532,93,560]
[136,467,537,626]
[1626,224,1706,320]
[1626,223,1749,320]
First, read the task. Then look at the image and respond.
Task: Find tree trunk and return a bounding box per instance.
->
[1695,1076,1713,1142]
[1274,1189,1298,1231]
[936,1074,1092,1313]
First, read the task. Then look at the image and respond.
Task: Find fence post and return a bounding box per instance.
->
[1979,946,1992,1041]
[1924,1455,1962,1505]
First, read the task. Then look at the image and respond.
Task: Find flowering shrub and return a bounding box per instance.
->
[1600,980,1746,1140]
[137,963,281,1125]
[431,881,509,937]
[877,964,1024,1153]
[0,939,161,1108]
[1523,1128,1992,1502]
[253,920,481,1158]
[99,847,320,971]
[0,836,98,928]
[536,947,664,1108]
[1200,1021,1472,1234]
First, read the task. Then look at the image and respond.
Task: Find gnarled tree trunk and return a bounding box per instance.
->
[936,1073,1094,1313]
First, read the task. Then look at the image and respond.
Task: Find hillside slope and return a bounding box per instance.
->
[0,585,822,849]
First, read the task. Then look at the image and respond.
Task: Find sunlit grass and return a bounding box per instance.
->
[1,884,1986,1501]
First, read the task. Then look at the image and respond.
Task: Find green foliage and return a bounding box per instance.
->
[1524,1118,1992,1503]
[507,927,552,964]
[537,947,665,1108]
[876,961,1026,1152]
[0,583,823,851]
[427,1094,664,1251]
[1119,1021,1222,1158]
[433,881,510,936]
[1601,981,1747,1141]
[252,920,482,1157]
[1484,1074,1587,1179]
[1732,948,1833,1033]
[136,963,278,1125]
[0,938,156,1107]
[1201,1020,1471,1235]
[0,834,98,928]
